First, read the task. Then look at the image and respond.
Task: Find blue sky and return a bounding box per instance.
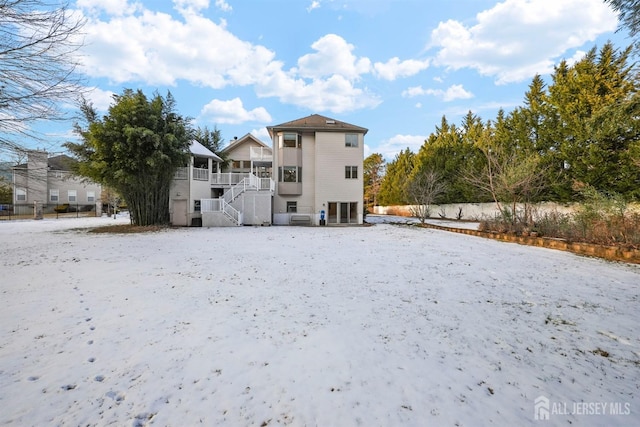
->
[47,0,627,160]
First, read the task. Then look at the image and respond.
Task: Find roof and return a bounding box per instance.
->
[48,155,76,171]
[190,140,223,162]
[13,153,77,171]
[267,114,368,138]
[221,133,271,154]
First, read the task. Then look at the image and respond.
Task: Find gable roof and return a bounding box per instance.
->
[222,133,271,154]
[190,140,223,162]
[267,114,368,138]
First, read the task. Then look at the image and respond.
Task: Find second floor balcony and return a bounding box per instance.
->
[250,147,272,162]
[174,167,211,181]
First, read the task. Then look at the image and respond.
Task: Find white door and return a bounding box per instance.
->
[172,200,188,226]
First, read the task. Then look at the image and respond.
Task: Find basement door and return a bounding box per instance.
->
[172,199,188,226]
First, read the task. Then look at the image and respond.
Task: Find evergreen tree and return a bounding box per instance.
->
[378,148,414,205]
[0,176,11,203]
[413,115,481,203]
[193,125,224,153]
[193,125,229,167]
[548,43,638,198]
[66,89,191,226]
[363,153,385,209]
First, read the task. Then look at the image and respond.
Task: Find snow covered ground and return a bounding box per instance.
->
[1,215,639,426]
[367,214,481,230]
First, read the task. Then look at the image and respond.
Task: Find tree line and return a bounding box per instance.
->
[367,42,640,213]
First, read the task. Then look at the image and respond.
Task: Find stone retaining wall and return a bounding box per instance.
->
[415,221,640,265]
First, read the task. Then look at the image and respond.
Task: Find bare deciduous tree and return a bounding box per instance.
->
[0,0,85,156]
[464,143,546,225]
[406,168,446,224]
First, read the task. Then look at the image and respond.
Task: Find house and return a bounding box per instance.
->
[170,114,367,227]
[170,139,274,227]
[267,114,368,225]
[220,133,273,181]
[12,150,102,215]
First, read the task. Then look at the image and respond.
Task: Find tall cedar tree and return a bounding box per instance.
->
[66,89,191,226]
[363,153,385,209]
[193,125,230,168]
[377,148,414,206]
[549,43,639,198]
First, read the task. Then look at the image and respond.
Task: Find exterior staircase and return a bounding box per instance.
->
[201,174,274,226]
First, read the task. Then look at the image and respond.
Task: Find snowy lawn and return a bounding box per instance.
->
[1,215,639,426]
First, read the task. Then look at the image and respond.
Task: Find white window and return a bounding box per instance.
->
[286,201,297,213]
[282,133,301,148]
[87,191,95,202]
[16,188,26,202]
[50,189,59,202]
[279,166,302,182]
[345,166,358,179]
[345,134,358,147]
[68,190,77,202]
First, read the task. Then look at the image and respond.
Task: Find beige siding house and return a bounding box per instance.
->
[170,139,274,227]
[221,133,272,178]
[169,140,223,226]
[12,150,102,215]
[267,114,368,225]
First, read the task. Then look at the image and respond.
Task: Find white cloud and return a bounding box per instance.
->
[77,7,273,88]
[250,127,271,142]
[377,134,426,160]
[428,0,618,84]
[76,0,141,16]
[214,0,232,12]
[174,0,210,13]
[85,87,116,112]
[567,50,587,66]
[297,34,371,81]
[402,84,473,102]
[373,57,429,81]
[199,98,272,125]
[75,5,384,114]
[256,72,381,114]
[307,1,321,12]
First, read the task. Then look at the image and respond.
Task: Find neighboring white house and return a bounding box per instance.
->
[12,150,102,215]
[267,114,368,225]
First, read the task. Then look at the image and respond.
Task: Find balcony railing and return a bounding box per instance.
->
[250,147,272,161]
[192,167,209,181]
[174,167,188,180]
[211,172,251,186]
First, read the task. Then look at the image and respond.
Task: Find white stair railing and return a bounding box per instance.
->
[201,174,275,226]
[201,198,242,226]
[221,200,242,225]
[223,176,257,204]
